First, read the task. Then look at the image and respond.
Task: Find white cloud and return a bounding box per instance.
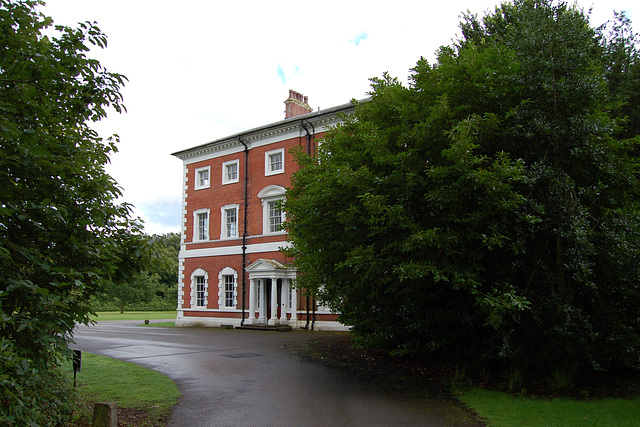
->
[41,0,638,235]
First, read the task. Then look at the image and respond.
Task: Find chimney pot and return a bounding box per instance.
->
[284,90,312,119]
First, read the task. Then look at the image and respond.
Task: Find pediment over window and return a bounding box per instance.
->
[257,185,285,199]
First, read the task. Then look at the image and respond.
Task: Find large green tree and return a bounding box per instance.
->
[284,0,640,384]
[0,0,133,422]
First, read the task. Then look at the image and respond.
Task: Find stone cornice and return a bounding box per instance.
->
[172,99,365,161]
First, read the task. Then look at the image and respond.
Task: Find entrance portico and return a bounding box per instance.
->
[245,259,297,326]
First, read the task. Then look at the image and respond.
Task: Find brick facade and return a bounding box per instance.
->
[172,93,352,330]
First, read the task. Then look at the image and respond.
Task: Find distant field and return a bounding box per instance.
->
[92,311,177,321]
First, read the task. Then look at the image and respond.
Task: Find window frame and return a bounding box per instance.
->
[218,267,238,309]
[224,275,235,307]
[196,276,206,307]
[264,148,285,176]
[268,200,283,233]
[192,208,210,242]
[220,204,240,239]
[222,159,240,185]
[257,185,286,235]
[194,166,211,190]
[190,268,208,309]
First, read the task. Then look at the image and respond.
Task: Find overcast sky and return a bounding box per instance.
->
[40,1,637,235]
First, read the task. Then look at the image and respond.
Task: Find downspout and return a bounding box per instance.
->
[300,119,315,331]
[239,137,249,326]
[300,120,311,155]
[302,296,310,330]
[300,119,316,157]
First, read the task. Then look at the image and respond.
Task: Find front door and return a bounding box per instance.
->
[276,279,282,318]
[265,279,272,321]
[263,279,283,322]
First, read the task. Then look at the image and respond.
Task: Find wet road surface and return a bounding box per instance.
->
[73,321,478,426]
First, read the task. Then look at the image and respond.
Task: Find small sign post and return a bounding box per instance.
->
[73,350,82,388]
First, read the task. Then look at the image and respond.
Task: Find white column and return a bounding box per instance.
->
[269,278,278,325]
[279,279,288,324]
[248,278,256,324]
[257,279,267,323]
[290,279,298,322]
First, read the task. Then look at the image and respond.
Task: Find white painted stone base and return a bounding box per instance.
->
[175,316,349,331]
[175,317,244,328]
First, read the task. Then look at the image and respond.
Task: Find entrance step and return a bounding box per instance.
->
[236,324,293,332]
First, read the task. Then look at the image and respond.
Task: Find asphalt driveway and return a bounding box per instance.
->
[72,321,478,426]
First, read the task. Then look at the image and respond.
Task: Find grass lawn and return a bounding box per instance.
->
[459,387,640,426]
[69,352,180,425]
[91,311,177,321]
[67,311,179,424]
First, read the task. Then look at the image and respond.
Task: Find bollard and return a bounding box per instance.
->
[92,402,117,427]
[72,350,81,388]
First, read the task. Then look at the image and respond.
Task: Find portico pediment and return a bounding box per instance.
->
[246,259,296,279]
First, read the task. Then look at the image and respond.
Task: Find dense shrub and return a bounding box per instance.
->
[0,339,80,425]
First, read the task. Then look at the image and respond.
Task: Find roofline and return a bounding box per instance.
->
[171,98,368,159]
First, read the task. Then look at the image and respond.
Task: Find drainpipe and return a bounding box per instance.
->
[300,120,310,155]
[312,296,316,331]
[300,119,315,331]
[239,137,249,326]
[300,119,315,157]
[302,295,310,330]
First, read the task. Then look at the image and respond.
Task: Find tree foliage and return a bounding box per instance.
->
[284,0,640,383]
[0,0,134,422]
[95,231,180,312]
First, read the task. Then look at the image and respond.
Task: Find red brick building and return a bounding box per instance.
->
[172,91,353,330]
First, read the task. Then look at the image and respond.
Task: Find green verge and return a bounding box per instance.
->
[459,387,640,427]
[69,352,180,423]
[91,311,177,321]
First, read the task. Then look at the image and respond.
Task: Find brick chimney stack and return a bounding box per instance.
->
[284,90,312,119]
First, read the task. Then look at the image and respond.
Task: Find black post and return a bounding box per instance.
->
[73,350,82,388]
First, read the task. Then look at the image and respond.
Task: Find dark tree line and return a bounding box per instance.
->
[94,231,179,313]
